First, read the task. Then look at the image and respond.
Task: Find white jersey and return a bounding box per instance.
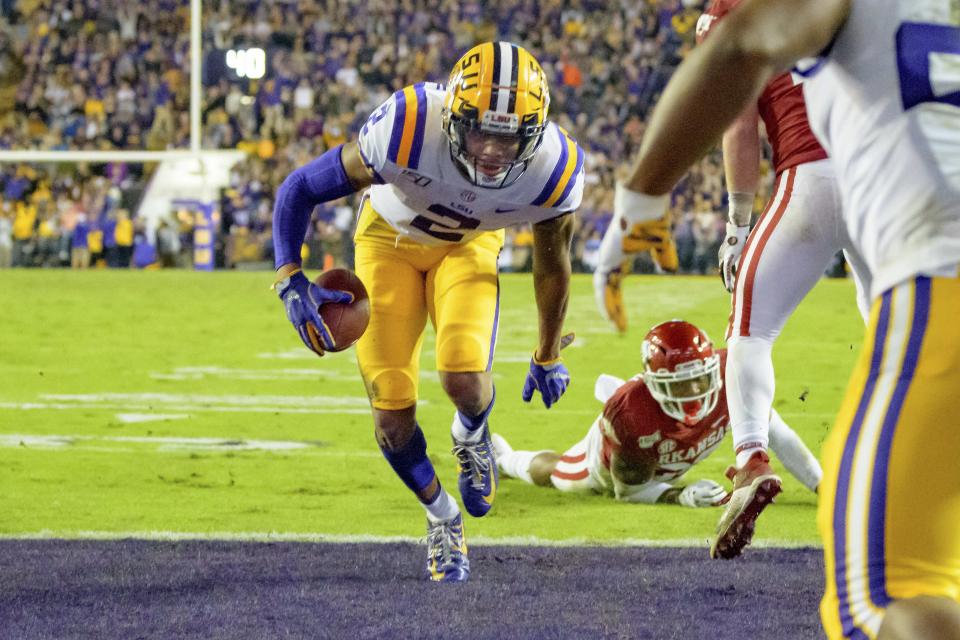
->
[802,0,960,299]
[357,83,585,245]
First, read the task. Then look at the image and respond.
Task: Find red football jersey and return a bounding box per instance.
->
[600,351,730,482]
[696,0,827,174]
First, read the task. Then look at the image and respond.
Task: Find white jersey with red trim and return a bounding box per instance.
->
[356,83,585,246]
[802,0,960,299]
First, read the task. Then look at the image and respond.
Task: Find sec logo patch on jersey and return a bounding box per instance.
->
[658,439,677,455]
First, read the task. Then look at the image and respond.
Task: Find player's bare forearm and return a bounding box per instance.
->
[722,105,761,219]
[531,214,574,361]
[625,0,850,196]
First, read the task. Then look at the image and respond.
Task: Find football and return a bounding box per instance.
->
[314,268,370,352]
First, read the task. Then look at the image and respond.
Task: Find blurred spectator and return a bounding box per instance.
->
[70,212,90,269]
[12,199,36,267]
[114,208,134,267]
[0,204,11,267]
[157,217,181,267]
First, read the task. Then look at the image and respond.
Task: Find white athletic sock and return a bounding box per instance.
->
[726,336,775,467]
[497,450,540,485]
[424,488,460,523]
[451,412,484,444]
[735,442,768,468]
[768,409,822,492]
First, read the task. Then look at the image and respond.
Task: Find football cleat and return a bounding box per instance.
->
[710,451,782,559]
[452,427,499,518]
[424,513,470,583]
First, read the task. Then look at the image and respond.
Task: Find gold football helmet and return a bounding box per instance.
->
[442,42,550,189]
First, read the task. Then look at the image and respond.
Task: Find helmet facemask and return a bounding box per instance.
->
[443,109,545,189]
[644,354,721,426]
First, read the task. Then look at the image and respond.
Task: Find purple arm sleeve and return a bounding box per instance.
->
[272,144,356,268]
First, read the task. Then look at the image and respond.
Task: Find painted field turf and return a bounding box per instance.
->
[0,271,863,545]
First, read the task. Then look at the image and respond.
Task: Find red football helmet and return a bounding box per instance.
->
[641,320,722,426]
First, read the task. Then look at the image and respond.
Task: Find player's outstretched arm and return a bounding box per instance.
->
[272,143,373,356]
[624,0,851,197]
[522,214,574,408]
[610,450,726,507]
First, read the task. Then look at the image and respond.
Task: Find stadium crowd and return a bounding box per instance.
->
[0,0,771,272]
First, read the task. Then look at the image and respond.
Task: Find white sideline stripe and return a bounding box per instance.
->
[0,530,822,549]
[117,413,189,424]
[0,402,371,415]
[149,366,361,382]
[39,393,369,407]
[0,434,383,456]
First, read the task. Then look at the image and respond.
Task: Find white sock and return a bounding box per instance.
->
[735,443,768,468]
[451,412,484,444]
[769,409,822,492]
[424,488,460,523]
[727,336,775,468]
[497,450,540,485]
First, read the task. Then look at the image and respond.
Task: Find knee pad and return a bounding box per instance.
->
[364,369,418,411]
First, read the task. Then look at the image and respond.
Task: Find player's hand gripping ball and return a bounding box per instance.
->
[276,268,369,356]
[312,268,370,352]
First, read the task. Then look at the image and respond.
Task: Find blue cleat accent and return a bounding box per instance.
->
[424,513,470,582]
[452,426,499,518]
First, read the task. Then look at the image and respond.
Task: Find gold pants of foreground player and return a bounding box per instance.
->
[353,200,504,410]
[818,276,960,639]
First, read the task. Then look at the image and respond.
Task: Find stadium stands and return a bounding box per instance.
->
[0,0,767,271]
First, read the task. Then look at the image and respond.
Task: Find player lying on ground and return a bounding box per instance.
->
[272,42,584,583]
[494,320,821,507]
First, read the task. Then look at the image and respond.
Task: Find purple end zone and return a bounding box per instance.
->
[0,541,822,639]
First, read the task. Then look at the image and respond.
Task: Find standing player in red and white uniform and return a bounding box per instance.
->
[694,0,871,561]
[493,320,821,507]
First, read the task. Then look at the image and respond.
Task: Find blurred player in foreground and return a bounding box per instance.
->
[694,0,873,562]
[617,0,960,637]
[272,42,584,582]
[493,320,820,507]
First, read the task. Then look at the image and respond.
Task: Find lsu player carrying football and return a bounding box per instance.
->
[613,0,960,637]
[493,320,821,509]
[272,42,585,583]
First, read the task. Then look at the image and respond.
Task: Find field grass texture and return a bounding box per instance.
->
[0,270,864,545]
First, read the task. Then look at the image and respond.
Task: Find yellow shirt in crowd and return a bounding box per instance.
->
[114,218,133,246]
[12,203,37,240]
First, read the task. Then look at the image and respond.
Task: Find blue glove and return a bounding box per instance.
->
[522,357,571,409]
[275,270,353,356]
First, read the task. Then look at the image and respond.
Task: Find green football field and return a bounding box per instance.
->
[0,270,864,546]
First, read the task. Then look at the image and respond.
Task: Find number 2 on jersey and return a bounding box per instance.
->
[896,21,960,110]
[410,204,481,242]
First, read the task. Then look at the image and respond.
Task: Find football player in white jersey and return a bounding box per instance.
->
[271,42,585,583]
[614,0,960,638]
